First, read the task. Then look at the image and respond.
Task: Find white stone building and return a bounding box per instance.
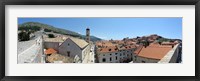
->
[43,28,93,63]
[43,36,92,63]
[96,45,136,63]
[58,37,91,62]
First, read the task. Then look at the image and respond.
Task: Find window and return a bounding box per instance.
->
[110,54,112,56]
[68,43,70,46]
[135,56,137,61]
[116,56,117,60]
[103,58,106,62]
[67,51,70,57]
[120,54,122,56]
[110,57,112,61]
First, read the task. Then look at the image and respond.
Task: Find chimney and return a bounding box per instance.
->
[86,27,90,43]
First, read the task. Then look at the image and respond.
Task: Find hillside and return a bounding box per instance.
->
[18,22,102,42]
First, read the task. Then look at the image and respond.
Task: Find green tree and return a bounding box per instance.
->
[18,32,30,41]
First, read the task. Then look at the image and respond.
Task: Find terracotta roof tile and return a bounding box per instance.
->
[98,46,118,53]
[137,46,172,60]
[134,45,143,54]
[45,48,57,54]
[68,37,89,49]
[161,42,175,45]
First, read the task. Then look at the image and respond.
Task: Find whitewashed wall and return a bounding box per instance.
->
[169,44,180,63]
[58,39,82,59]
[97,48,135,63]
[82,44,91,61]
[136,56,159,63]
[44,42,59,51]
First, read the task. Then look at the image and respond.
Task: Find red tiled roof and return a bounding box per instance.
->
[134,45,143,54]
[45,48,57,55]
[99,46,118,53]
[125,45,136,49]
[137,46,172,60]
[149,43,160,47]
[161,42,175,45]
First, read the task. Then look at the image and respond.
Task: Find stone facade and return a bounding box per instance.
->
[135,56,159,63]
[97,48,135,63]
[158,44,180,63]
[44,42,60,51]
[44,37,91,63]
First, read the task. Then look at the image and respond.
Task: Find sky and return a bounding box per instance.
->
[18,18,182,40]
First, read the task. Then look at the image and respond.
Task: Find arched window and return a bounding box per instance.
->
[102,58,106,62]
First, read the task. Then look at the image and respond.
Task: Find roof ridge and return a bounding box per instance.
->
[137,46,143,54]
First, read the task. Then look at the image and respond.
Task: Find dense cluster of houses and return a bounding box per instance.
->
[41,28,181,63]
[95,34,181,63]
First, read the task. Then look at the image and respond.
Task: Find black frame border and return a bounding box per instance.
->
[0,0,200,81]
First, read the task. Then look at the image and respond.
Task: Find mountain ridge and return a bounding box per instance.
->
[18,22,102,42]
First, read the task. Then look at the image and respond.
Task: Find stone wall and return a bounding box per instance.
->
[44,42,60,51]
[32,36,44,63]
[158,44,180,63]
[58,39,82,60]
[135,56,159,63]
[82,44,91,62]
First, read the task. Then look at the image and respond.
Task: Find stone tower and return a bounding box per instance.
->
[86,28,90,43]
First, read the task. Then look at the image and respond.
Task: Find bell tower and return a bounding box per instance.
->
[86,28,90,43]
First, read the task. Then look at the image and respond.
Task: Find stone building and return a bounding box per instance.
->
[96,45,136,63]
[58,37,90,62]
[43,28,92,63]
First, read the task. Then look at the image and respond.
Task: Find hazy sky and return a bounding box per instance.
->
[18,17,182,40]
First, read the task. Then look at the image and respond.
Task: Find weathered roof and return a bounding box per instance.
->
[134,45,143,54]
[118,45,136,50]
[47,53,73,63]
[135,44,173,60]
[137,46,172,60]
[45,48,57,54]
[98,46,118,53]
[67,37,89,49]
[161,42,175,45]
